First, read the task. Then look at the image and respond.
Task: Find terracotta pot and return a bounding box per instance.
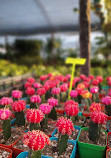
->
[106,149,111,158]
[107,132,111,149]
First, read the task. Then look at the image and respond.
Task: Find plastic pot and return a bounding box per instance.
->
[55,108,64,114]
[106,149,111,158]
[51,125,81,141]
[77,127,107,158]
[107,132,111,149]
[12,134,52,158]
[16,137,77,158]
[0,146,12,158]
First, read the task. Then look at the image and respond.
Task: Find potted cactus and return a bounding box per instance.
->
[90,86,99,103]
[12,90,23,101]
[26,108,44,131]
[30,95,41,109]
[48,97,58,120]
[77,111,108,158]
[11,100,26,127]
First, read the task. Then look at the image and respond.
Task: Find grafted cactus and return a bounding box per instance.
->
[89,111,107,143]
[11,100,26,127]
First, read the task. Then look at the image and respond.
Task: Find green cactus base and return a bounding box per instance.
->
[30,103,37,109]
[40,114,48,131]
[48,107,57,120]
[28,149,42,158]
[2,119,11,141]
[89,121,101,143]
[58,134,69,156]
[77,95,82,104]
[105,105,111,116]
[15,111,25,127]
[30,123,40,131]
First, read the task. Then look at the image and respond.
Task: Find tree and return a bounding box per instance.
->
[79,0,91,76]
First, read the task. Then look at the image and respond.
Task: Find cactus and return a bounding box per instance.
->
[48,106,57,120]
[30,102,37,109]
[105,105,111,116]
[77,95,82,104]
[2,119,11,141]
[58,134,69,156]
[89,121,101,143]
[40,114,48,131]
[30,123,40,131]
[15,111,25,127]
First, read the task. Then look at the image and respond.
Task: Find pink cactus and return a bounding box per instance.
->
[56,117,74,135]
[102,96,111,105]
[108,81,111,86]
[80,74,86,80]
[0,97,13,106]
[66,74,71,79]
[60,83,68,92]
[36,88,46,96]
[27,78,35,84]
[40,75,48,81]
[26,109,44,123]
[12,90,22,99]
[0,108,12,120]
[24,82,32,89]
[90,111,107,124]
[96,76,103,83]
[48,98,58,107]
[92,79,99,86]
[51,87,60,95]
[33,82,42,89]
[25,87,35,96]
[107,76,111,81]
[65,102,79,116]
[83,82,90,88]
[23,130,50,150]
[70,90,78,98]
[90,86,99,94]
[43,84,50,91]
[30,95,41,104]
[89,103,101,113]
[88,75,94,80]
[75,88,83,95]
[11,100,26,112]
[49,82,56,89]
[108,89,111,97]
[39,103,52,114]
[63,76,68,82]
[65,100,78,107]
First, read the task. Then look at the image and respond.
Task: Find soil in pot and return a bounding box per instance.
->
[74,116,84,127]
[83,117,107,131]
[41,120,56,136]
[107,150,111,158]
[79,130,106,146]
[13,137,28,151]
[0,149,10,158]
[108,120,111,131]
[107,134,111,148]
[42,140,74,158]
[53,128,79,141]
[11,120,29,132]
[0,128,23,145]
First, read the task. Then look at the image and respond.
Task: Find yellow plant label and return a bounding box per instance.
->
[65,57,86,99]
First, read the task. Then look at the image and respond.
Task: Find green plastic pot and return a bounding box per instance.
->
[77,127,107,158]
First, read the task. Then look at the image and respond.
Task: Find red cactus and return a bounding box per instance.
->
[36,88,46,96]
[25,87,35,96]
[11,100,26,112]
[60,83,68,92]
[23,130,50,150]
[56,117,74,135]
[65,102,79,116]
[26,109,44,123]
[90,111,107,124]
[27,78,35,84]
[24,82,32,89]
[89,102,101,113]
[65,100,78,107]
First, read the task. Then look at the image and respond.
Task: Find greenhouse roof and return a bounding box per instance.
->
[0,0,100,35]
